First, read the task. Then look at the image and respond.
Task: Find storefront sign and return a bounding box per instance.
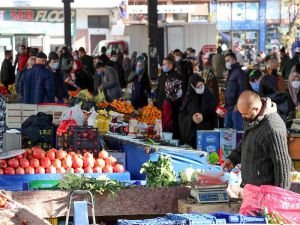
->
[0,9,76,23]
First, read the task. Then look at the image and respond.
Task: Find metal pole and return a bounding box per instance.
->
[148,0,158,79]
[62,0,74,48]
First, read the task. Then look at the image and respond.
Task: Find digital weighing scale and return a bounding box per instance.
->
[191,184,229,204]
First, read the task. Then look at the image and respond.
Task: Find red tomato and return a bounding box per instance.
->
[19,158,30,168]
[105,156,117,167]
[40,157,51,168]
[102,165,113,173]
[0,159,7,168]
[83,157,95,168]
[94,159,105,169]
[46,149,56,161]
[46,166,56,174]
[72,157,83,169]
[56,167,66,174]
[35,166,45,174]
[56,150,67,160]
[25,167,35,174]
[113,164,125,173]
[16,167,25,175]
[93,167,102,173]
[84,167,93,173]
[32,147,46,159]
[7,158,19,169]
[62,156,72,169]
[52,159,62,169]
[74,168,84,173]
[30,158,40,168]
[4,167,15,175]
[98,150,109,160]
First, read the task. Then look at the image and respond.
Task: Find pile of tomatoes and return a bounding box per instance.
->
[0,147,125,175]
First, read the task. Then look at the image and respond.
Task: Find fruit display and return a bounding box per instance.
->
[95,110,111,134]
[68,90,79,98]
[96,101,110,109]
[0,147,125,175]
[138,103,161,125]
[8,84,16,95]
[111,99,135,114]
[0,84,9,95]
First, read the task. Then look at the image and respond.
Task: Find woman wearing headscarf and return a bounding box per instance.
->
[127,56,151,109]
[65,60,94,94]
[287,64,300,119]
[178,75,217,148]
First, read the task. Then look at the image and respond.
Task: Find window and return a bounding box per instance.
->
[245,2,259,20]
[232,3,245,21]
[88,16,109,28]
[266,0,280,20]
[217,3,231,21]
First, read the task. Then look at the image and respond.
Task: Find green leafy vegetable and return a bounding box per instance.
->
[140,155,177,187]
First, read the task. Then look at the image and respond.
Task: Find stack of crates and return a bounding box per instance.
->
[6,104,37,128]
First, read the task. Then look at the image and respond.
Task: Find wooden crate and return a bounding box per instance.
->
[178,198,241,214]
[288,136,300,160]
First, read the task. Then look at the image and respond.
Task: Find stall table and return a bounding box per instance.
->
[104,134,221,180]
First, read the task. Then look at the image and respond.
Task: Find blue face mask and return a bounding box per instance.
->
[136,67,143,75]
[162,65,169,73]
[96,72,104,77]
[250,80,260,92]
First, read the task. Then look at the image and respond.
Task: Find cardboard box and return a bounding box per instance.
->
[217,129,237,159]
[107,150,126,168]
[196,130,220,153]
[3,132,22,151]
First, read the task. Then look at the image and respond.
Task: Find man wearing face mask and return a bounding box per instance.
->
[22,52,55,104]
[78,47,94,74]
[173,49,193,92]
[224,52,248,131]
[47,52,68,103]
[127,56,151,109]
[178,75,217,148]
[222,90,291,189]
[0,50,15,89]
[156,56,182,109]
[108,51,126,89]
[248,69,262,93]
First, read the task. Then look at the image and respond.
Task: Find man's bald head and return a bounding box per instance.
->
[237,90,262,122]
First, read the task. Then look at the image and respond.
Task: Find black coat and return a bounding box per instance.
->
[80,55,94,74]
[155,69,182,109]
[75,69,94,93]
[178,87,217,148]
[1,59,15,86]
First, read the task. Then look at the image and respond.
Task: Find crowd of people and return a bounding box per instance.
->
[0,44,299,146]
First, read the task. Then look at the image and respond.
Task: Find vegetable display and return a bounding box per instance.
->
[0,148,125,175]
[140,155,176,187]
[59,172,125,196]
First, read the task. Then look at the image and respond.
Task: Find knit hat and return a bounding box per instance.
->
[36,51,47,59]
[48,52,59,61]
[165,78,182,101]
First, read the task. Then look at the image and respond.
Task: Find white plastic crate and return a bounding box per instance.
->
[6,104,37,128]
[37,103,68,125]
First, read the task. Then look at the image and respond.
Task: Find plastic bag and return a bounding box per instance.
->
[240,184,300,223]
[196,171,228,185]
[59,104,84,126]
[87,108,98,127]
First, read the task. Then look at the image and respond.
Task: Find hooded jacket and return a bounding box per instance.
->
[225,63,248,111]
[228,98,291,189]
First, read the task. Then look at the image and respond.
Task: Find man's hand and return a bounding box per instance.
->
[192,113,203,124]
[221,159,234,172]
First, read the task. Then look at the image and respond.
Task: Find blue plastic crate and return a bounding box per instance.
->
[212,213,266,224]
[118,218,186,225]
[167,214,216,225]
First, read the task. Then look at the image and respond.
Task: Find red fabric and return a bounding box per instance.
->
[72,60,84,73]
[162,100,173,132]
[18,54,29,71]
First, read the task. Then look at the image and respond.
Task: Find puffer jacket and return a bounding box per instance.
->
[225,63,248,111]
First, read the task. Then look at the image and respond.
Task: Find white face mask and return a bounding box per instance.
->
[177,89,183,98]
[175,56,182,62]
[292,80,300,89]
[191,84,205,95]
[50,62,59,70]
[226,62,232,70]
[111,56,118,62]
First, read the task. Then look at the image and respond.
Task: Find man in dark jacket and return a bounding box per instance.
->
[123,50,131,83]
[0,50,15,88]
[222,90,291,189]
[79,47,94,74]
[224,52,248,131]
[156,56,182,109]
[108,51,126,89]
[21,52,55,104]
[99,46,110,65]
[47,52,68,103]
